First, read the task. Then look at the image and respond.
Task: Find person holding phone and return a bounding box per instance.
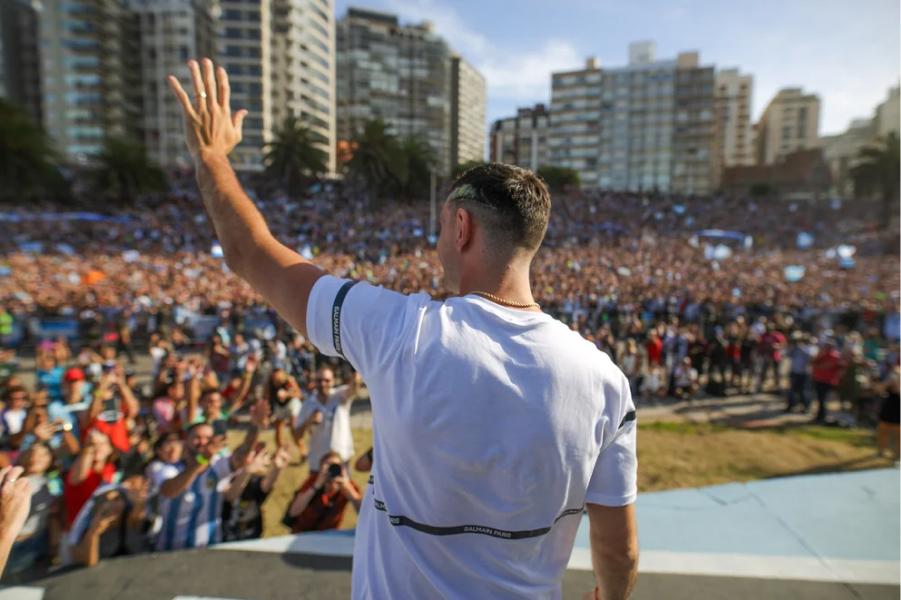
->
[284,452,361,533]
[82,366,139,454]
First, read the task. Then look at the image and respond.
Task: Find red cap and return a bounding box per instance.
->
[64,368,85,382]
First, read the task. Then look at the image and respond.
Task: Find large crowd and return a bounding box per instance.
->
[0,180,898,579]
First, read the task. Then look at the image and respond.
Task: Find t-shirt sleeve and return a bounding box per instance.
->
[305,275,424,378]
[585,370,638,507]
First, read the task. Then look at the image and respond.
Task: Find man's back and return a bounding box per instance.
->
[307,277,637,599]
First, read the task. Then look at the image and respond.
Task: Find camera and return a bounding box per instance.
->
[327,463,342,479]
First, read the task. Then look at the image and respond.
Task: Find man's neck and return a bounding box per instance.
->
[458,261,538,310]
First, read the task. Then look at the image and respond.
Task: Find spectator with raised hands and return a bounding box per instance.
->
[63,430,117,531]
[66,463,153,567]
[293,369,361,475]
[154,420,261,552]
[82,365,139,454]
[222,445,290,542]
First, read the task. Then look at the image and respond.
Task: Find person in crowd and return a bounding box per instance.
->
[294,369,361,475]
[619,339,644,401]
[673,357,699,400]
[811,338,845,423]
[876,366,900,462]
[63,430,117,531]
[284,452,361,533]
[145,432,183,495]
[838,346,870,415]
[153,422,259,552]
[12,390,79,460]
[266,368,304,450]
[786,332,816,413]
[354,447,373,473]
[81,366,140,454]
[151,374,186,435]
[4,444,61,578]
[65,463,152,567]
[756,323,786,393]
[1,387,30,447]
[222,446,290,542]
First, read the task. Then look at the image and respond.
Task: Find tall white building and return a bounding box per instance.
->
[217,0,335,174]
[490,104,550,171]
[450,55,486,167]
[130,0,219,168]
[551,43,716,194]
[337,7,485,175]
[37,0,141,161]
[714,68,753,168]
[218,0,271,172]
[875,85,900,137]
[548,57,602,187]
[269,0,336,175]
[753,87,821,165]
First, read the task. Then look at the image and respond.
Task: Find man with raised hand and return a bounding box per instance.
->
[168,58,638,600]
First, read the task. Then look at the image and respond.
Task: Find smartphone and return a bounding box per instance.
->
[102,395,119,420]
[212,419,228,437]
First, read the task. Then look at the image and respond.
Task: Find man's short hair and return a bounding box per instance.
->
[447,163,551,253]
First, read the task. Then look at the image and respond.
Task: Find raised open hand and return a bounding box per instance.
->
[167,58,247,161]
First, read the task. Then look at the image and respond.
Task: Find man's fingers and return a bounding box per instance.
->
[217,66,230,112]
[188,60,207,113]
[167,76,200,123]
[0,466,23,492]
[202,58,218,110]
[233,109,247,135]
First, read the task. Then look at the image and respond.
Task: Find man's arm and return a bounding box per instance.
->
[159,463,206,499]
[587,503,639,600]
[168,59,324,337]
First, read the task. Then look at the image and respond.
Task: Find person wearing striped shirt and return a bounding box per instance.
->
[152,422,254,552]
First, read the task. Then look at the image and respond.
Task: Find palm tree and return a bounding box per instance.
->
[92,135,165,203]
[346,119,401,202]
[537,165,580,193]
[850,131,900,229]
[0,99,67,202]
[393,135,436,201]
[263,115,328,200]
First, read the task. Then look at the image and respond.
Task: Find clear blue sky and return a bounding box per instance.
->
[334,0,900,136]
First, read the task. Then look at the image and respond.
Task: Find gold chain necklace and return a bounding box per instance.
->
[470,291,540,310]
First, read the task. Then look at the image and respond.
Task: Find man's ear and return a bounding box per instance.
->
[455,207,473,252]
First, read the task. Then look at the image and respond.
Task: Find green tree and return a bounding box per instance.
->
[0,99,67,202]
[452,159,487,179]
[537,165,580,193]
[850,131,900,228]
[347,119,401,201]
[393,135,436,201]
[263,115,328,200]
[91,135,165,203]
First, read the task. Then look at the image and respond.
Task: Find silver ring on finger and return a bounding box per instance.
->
[199,91,208,99]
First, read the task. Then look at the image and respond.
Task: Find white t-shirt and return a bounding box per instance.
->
[154,456,233,551]
[295,385,355,466]
[307,276,637,600]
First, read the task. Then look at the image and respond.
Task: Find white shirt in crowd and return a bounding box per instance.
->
[295,384,356,467]
[151,456,232,551]
[307,275,637,600]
